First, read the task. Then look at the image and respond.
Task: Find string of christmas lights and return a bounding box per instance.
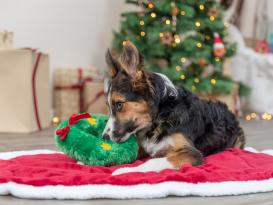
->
[245,112,272,121]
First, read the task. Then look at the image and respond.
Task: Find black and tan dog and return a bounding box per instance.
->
[102,41,245,175]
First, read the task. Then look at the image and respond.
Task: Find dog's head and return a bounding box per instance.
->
[102,41,156,142]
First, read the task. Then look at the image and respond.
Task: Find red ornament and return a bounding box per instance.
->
[255,40,269,53]
[198,58,206,67]
[213,33,226,57]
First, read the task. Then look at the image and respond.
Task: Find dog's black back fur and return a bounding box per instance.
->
[146,73,245,156]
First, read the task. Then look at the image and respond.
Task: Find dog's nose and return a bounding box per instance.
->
[102,133,110,140]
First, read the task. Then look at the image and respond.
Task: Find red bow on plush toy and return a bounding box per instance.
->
[56,113,91,140]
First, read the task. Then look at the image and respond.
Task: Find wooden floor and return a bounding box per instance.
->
[0,120,273,205]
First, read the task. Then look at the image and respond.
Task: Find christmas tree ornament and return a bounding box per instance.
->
[198,58,207,67]
[209,16,215,21]
[180,74,186,80]
[213,33,226,57]
[180,10,186,16]
[171,2,179,16]
[147,1,155,9]
[199,4,205,11]
[139,20,145,26]
[255,40,269,53]
[55,113,138,166]
[211,78,217,85]
[174,34,181,44]
[207,7,219,18]
[165,19,171,25]
[151,12,157,18]
[195,21,201,27]
[160,32,173,45]
[170,2,179,30]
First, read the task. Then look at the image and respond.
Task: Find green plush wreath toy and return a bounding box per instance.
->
[55,113,138,166]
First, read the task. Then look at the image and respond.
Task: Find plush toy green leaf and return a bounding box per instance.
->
[55,113,138,166]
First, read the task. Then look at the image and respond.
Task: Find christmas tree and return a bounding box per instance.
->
[112,0,249,96]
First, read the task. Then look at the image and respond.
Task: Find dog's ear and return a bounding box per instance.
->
[105,49,119,78]
[120,41,143,80]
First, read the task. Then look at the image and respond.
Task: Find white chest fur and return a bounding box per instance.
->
[141,136,173,157]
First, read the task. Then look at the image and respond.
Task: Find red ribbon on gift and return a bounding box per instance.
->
[31,51,42,130]
[56,113,91,140]
[83,90,106,112]
[54,69,105,113]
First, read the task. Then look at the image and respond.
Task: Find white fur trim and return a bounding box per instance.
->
[0,148,273,199]
[213,44,224,49]
[1,179,273,199]
[0,149,60,160]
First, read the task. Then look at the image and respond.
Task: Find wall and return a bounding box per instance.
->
[0,0,133,72]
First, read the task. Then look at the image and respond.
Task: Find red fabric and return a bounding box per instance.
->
[0,149,273,187]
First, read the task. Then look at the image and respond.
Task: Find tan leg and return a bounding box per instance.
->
[167,133,203,168]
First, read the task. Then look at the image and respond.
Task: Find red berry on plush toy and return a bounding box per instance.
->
[213,33,225,57]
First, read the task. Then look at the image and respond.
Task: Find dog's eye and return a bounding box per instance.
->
[115,102,124,112]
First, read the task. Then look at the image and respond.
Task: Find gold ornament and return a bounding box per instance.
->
[151,12,156,18]
[195,21,201,27]
[171,6,179,16]
[196,42,202,48]
[207,7,219,18]
[215,57,220,62]
[180,74,186,80]
[165,19,171,25]
[174,34,181,44]
[180,57,187,63]
[194,78,200,83]
[147,1,155,9]
[209,16,215,21]
[199,4,205,10]
[210,79,217,85]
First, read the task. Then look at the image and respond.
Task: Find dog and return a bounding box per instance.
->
[102,41,245,175]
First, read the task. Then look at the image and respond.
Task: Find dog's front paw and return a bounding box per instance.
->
[112,167,136,176]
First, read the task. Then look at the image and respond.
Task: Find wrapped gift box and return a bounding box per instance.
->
[54,68,108,120]
[0,49,50,133]
[83,81,108,115]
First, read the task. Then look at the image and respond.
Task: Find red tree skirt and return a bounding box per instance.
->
[0,148,273,199]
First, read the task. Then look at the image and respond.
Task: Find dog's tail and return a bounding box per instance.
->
[234,126,245,149]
